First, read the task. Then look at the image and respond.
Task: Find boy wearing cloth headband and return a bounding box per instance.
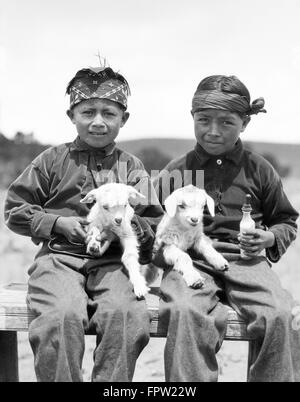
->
[154,75,300,382]
[4,66,163,382]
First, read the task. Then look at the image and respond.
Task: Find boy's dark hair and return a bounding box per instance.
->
[192,75,266,116]
[196,75,251,103]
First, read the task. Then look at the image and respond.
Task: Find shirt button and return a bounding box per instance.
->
[216,159,222,165]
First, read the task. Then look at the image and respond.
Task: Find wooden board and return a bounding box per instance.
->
[0,282,255,340]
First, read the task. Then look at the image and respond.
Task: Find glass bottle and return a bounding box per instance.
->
[239,194,255,259]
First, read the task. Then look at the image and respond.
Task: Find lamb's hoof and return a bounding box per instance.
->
[292,305,300,317]
[292,306,300,331]
[213,255,229,271]
[132,278,150,298]
[183,270,205,289]
[87,242,101,256]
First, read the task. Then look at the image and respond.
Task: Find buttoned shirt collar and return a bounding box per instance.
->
[194,138,244,167]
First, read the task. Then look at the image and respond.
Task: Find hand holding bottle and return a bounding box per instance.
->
[238,228,275,258]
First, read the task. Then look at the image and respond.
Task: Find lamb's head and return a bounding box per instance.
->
[80,183,145,227]
[164,185,215,228]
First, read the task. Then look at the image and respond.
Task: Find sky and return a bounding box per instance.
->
[0,0,300,145]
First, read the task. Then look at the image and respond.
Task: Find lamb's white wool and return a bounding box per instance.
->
[80,183,150,298]
[292,305,300,331]
[154,185,228,288]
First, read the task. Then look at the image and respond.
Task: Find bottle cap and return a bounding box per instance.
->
[242,194,252,212]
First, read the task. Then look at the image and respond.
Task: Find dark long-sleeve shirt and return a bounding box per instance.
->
[4,137,164,252]
[153,139,298,262]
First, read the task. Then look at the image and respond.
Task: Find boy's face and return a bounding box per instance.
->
[67,98,129,148]
[192,109,250,155]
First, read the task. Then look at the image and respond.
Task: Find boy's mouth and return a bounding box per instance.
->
[89,131,107,136]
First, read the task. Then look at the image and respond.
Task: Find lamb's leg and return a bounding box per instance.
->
[120,235,150,298]
[195,235,228,271]
[86,226,102,256]
[163,244,205,288]
[86,226,113,256]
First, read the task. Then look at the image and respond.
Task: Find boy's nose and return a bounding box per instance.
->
[91,113,105,127]
[190,217,199,224]
[208,122,221,136]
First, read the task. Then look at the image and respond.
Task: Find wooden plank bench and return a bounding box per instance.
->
[0,282,258,382]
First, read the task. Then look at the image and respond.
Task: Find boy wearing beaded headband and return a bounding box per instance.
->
[67,66,131,110]
[4,66,163,382]
[154,75,300,382]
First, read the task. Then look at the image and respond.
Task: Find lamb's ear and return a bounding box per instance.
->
[164,193,178,218]
[80,189,98,204]
[205,193,215,217]
[127,186,146,200]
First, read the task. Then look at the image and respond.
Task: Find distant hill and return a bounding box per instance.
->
[245,141,300,177]
[117,138,300,176]
[1,132,299,188]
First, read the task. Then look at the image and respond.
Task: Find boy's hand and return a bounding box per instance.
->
[238,229,275,258]
[53,216,89,243]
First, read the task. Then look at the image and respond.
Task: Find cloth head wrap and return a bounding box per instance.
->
[66,67,130,110]
[192,89,266,116]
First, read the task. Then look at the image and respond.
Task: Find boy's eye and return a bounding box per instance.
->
[82,110,93,116]
[197,118,208,123]
[102,205,109,210]
[223,120,234,126]
[178,204,186,209]
[104,112,116,118]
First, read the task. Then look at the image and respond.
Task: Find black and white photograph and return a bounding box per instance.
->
[0,0,300,385]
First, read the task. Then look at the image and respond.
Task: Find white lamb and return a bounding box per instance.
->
[154,184,229,288]
[80,183,150,298]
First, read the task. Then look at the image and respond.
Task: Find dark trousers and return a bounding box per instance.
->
[160,256,300,382]
[27,249,150,382]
